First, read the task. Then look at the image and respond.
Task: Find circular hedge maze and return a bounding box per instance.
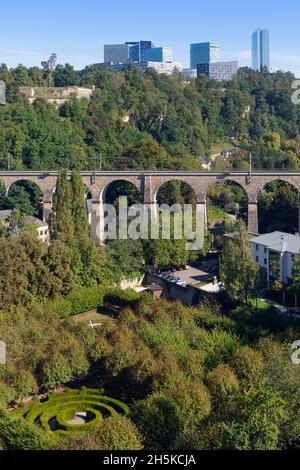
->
[15,387,129,434]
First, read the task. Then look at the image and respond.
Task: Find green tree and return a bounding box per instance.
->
[95,415,143,450]
[53,64,78,87]
[130,393,180,449]
[0,408,51,450]
[222,387,286,450]
[11,371,38,401]
[70,169,89,245]
[41,353,73,390]
[50,169,74,243]
[220,223,259,304]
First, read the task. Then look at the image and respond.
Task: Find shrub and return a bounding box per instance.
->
[46,297,72,319]
[231,346,265,387]
[207,364,240,404]
[11,370,38,401]
[0,382,16,406]
[46,285,107,318]
[104,289,140,310]
[0,408,51,450]
[66,286,106,315]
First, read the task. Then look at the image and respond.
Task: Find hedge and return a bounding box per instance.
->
[56,406,102,432]
[46,286,146,319]
[104,288,140,310]
[45,285,107,318]
[14,388,128,435]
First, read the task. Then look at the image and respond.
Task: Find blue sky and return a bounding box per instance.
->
[0,0,299,76]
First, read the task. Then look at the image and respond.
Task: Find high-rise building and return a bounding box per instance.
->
[128,41,153,63]
[108,61,182,75]
[104,41,154,64]
[182,68,197,79]
[143,47,173,63]
[190,42,220,68]
[197,61,239,81]
[104,44,131,64]
[251,29,270,71]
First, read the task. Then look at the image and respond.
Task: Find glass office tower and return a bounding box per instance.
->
[143,47,173,63]
[190,42,220,69]
[251,29,270,71]
[104,44,131,64]
[128,41,153,63]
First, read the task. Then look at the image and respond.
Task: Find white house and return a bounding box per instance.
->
[250,231,300,286]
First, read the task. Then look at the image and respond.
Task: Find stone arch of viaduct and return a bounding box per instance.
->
[1,171,300,240]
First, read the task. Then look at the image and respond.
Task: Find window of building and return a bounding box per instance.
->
[256,256,259,262]
[264,248,267,254]
[269,250,281,282]
[264,258,267,265]
[256,245,259,251]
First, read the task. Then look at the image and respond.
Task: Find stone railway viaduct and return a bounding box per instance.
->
[1,170,300,240]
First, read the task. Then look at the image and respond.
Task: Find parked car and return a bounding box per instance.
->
[176,280,186,287]
[166,276,175,282]
[171,277,181,283]
[161,272,171,279]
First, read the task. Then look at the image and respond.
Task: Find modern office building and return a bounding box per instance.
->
[104,44,131,64]
[104,41,154,64]
[128,40,153,63]
[250,232,300,286]
[182,68,197,79]
[197,61,238,81]
[143,47,173,63]
[251,29,270,71]
[107,61,182,75]
[146,61,182,74]
[190,42,220,68]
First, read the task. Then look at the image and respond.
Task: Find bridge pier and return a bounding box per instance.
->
[43,201,52,224]
[248,202,259,235]
[298,199,300,235]
[197,201,207,229]
[90,201,104,244]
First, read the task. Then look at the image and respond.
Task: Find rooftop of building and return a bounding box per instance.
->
[0,209,47,228]
[250,231,300,254]
[146,283,163,292]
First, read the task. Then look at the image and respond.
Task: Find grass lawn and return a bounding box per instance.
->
[249,298,273,313]
[210,140,233,155]
[72,309,117,325]
[207,203,230,223]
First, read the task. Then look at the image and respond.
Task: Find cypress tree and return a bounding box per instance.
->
[50,169,74,243]
[70,169,90,248]
[70,170,98,283]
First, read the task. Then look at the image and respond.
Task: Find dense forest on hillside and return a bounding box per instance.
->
[1,156,300,451]
[2,64,300,452]
[0,63,300,171]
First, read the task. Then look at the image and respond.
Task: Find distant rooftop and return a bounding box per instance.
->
[250,231,300,254]
[0,209,46,227]
[0,209,11,222]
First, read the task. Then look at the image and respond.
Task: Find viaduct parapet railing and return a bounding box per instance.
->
[2,170,300,239]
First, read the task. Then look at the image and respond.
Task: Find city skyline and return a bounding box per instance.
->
[0,0,299,76]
